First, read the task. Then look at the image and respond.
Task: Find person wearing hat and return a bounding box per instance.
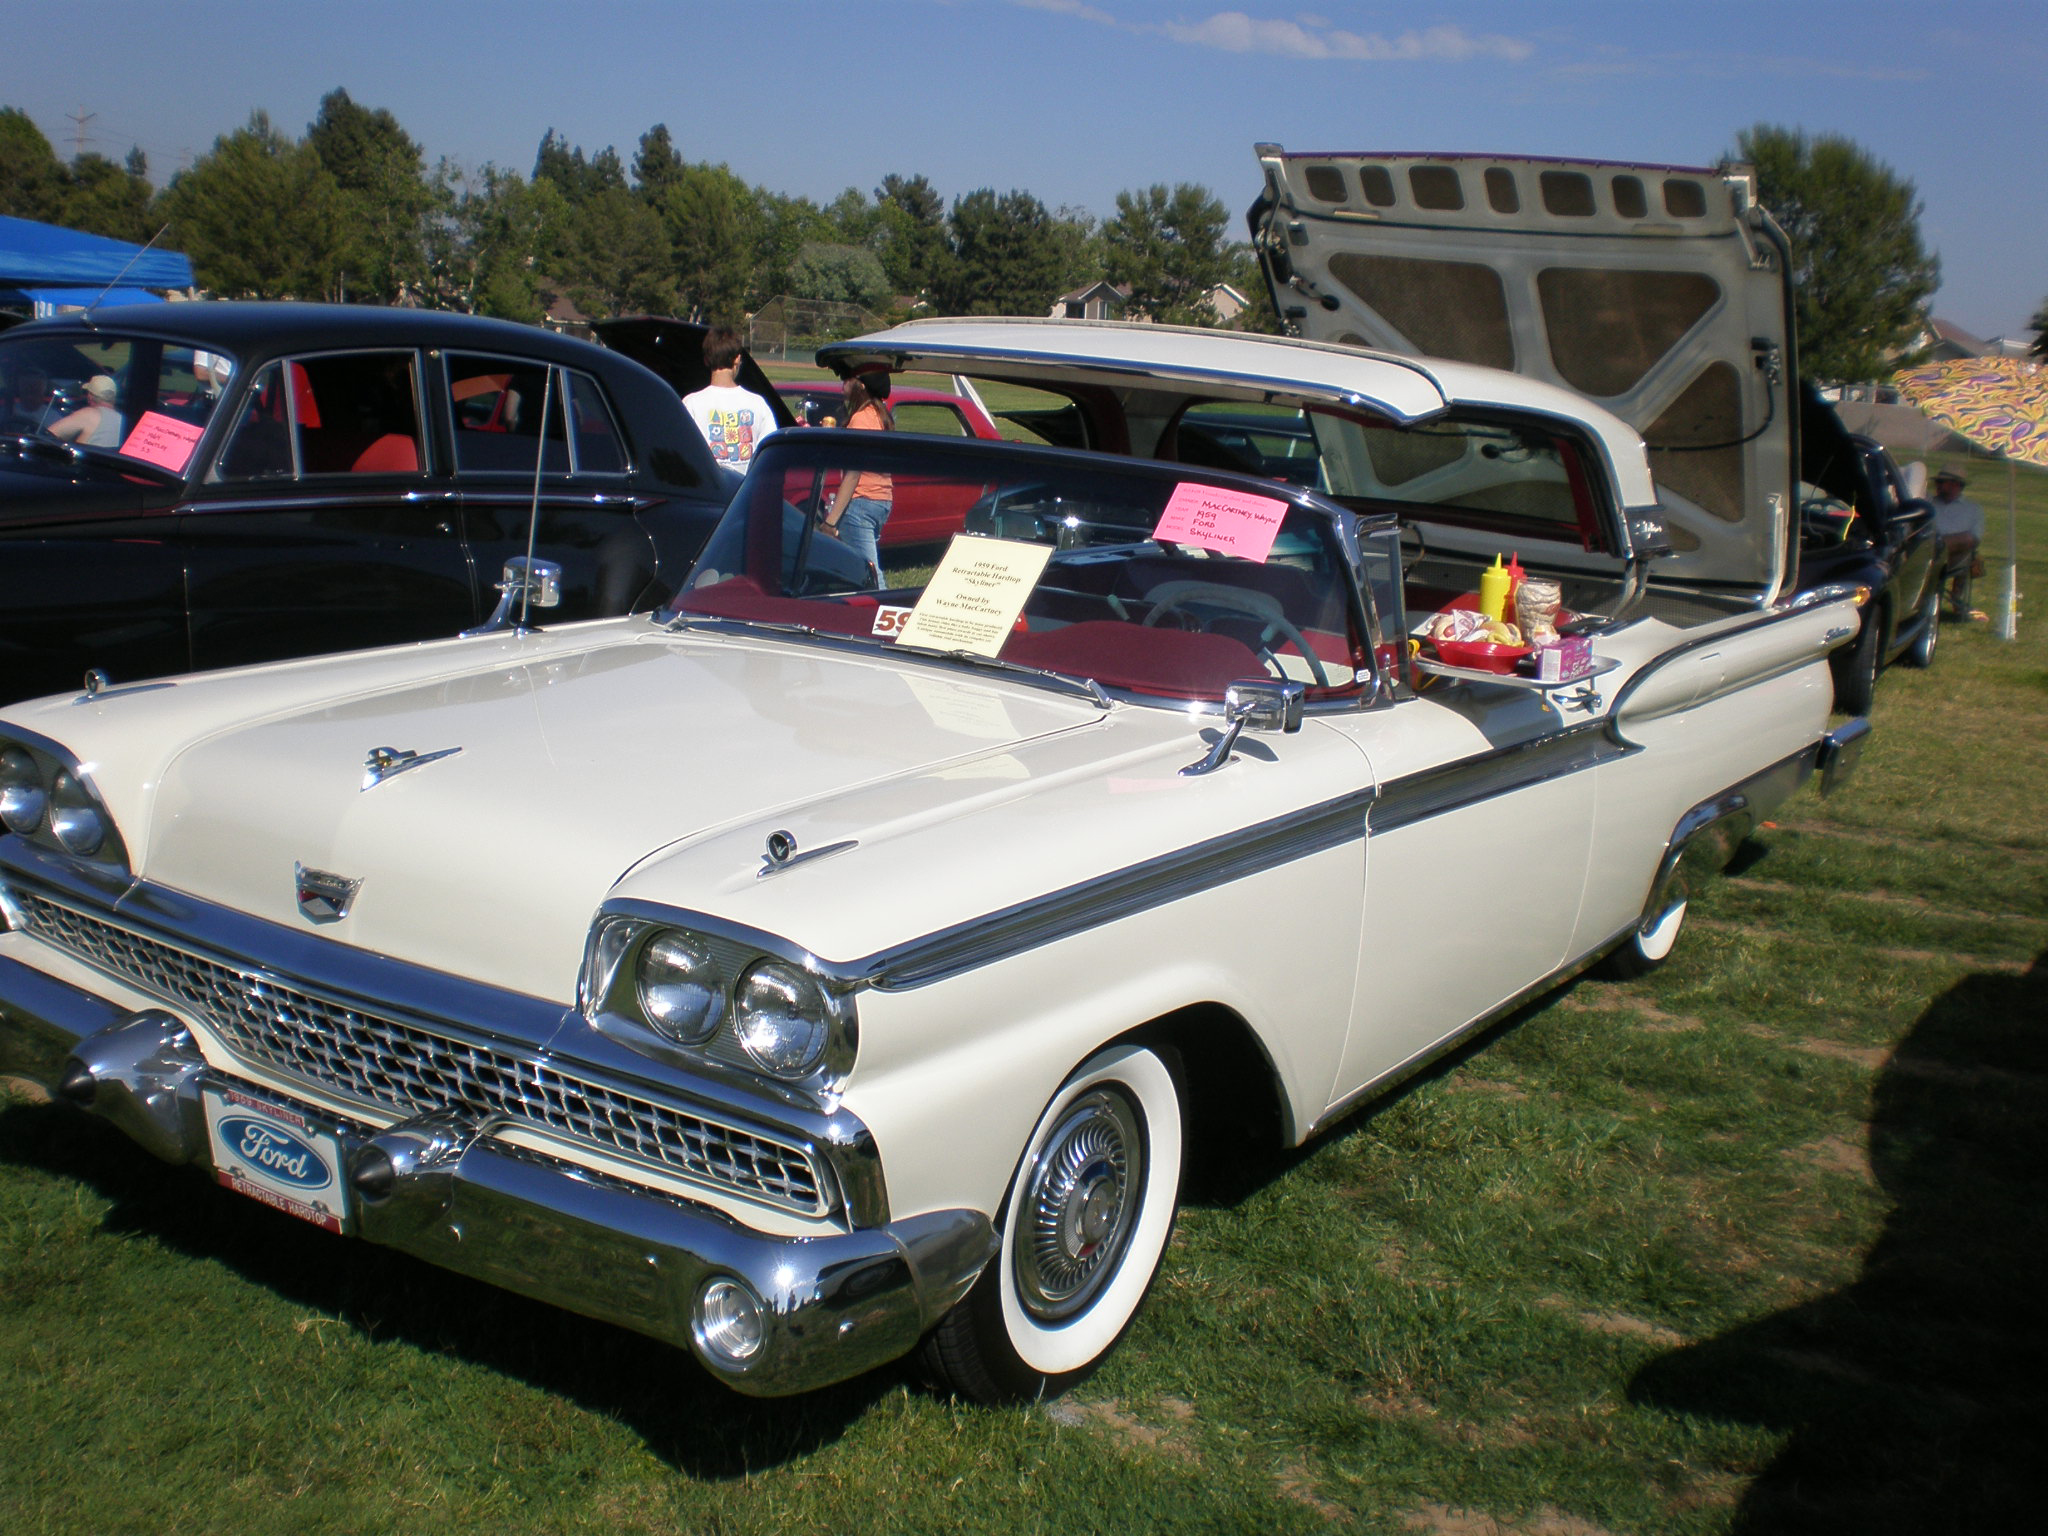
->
[819,367,895,577]
[47,374,125,448]
[1931,466,1986,620]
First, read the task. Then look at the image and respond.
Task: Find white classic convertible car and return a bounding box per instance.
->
[0,322,1868,1402]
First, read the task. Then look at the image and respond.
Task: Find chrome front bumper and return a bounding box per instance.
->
[0,956,993,1397]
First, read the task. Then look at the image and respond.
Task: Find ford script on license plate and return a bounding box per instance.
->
[202,1084,351,1234]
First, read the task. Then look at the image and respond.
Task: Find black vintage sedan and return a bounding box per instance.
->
[0,304,738,705]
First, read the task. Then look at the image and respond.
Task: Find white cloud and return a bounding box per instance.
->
[1011,0,1118,24]
[1154,13,1533,63]
[1008,3,1534,63]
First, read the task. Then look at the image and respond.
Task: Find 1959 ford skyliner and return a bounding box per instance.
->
[0,323,1869,1402]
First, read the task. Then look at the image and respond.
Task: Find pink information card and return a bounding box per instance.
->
[1151,481,1288,563]
[119,411,205,474]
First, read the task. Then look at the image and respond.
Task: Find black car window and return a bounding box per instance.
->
[447,354,622,477]
[566,369,627,473]
[214,350,424,482]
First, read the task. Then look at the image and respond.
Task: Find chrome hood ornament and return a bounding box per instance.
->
[294,863,362,924]
[362,744,462,792]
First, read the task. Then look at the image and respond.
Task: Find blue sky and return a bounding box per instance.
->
[9,0,2044,339]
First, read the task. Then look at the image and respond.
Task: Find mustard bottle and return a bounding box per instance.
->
[1478,554,1510,622]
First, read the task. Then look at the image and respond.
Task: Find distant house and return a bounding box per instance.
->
[1917,317,1992,362]
[542,293,593,340]
[1204,283,1250,325]
[1050,281,1128,321]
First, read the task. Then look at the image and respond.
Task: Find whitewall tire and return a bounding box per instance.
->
[919,1042,1183,1402]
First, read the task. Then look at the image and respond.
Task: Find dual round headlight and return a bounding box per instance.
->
[0,747,44,835]
[637,931,725,1044]
[632,933,838,1081]
[48,770,108,856]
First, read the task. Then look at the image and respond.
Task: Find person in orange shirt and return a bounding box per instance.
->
[821,369,894,575]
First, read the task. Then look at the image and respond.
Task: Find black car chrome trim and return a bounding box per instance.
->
[0,852,879,1223]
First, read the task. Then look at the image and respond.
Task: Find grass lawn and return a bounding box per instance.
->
[2,469,2043,1534]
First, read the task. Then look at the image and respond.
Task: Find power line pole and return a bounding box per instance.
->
[66,107,96,162]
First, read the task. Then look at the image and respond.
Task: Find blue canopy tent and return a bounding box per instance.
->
[0,215,195,318]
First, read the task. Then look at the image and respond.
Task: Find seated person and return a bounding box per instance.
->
[46,374,124,448]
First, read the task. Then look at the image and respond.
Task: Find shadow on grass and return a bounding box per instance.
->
[1628,947,2048,1531]
[0,1098,896,1476]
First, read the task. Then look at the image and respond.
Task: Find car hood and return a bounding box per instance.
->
[133,630,1115,999]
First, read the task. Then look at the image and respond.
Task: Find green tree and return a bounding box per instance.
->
[163,112,348,299]
[874,173,950,299]
[550,185,675,319]
[658,163,754,324]
[939,188,1067,317]
[1102,182,1235,325]
[0,107,64,222]
[533,129,626,205]
[632,123,685,205]
[752,190,834,303]
[306,88,435,303]
[789,242,891,310]
[426,162,569,323]
[1735,125,1939,384]
[60,148,158,246]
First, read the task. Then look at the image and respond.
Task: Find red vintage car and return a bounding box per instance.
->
[777,382,1005,547]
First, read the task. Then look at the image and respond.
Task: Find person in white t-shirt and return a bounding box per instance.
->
[682,326,778,470]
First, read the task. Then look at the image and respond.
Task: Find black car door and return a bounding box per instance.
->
[441,352,659,618]
[0,333,212,703]
[180,349,475,670]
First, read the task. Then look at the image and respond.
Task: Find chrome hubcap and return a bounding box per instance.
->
[1014,1087,1143,1320]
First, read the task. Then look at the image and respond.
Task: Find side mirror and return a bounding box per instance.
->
[1630,513,1675,560]
[462,556,564,637]
[1181,678,1305,777]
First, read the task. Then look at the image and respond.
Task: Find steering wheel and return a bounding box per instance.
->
[1140,580,1329,687]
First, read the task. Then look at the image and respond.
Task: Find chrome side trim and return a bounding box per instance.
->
[1607,600,1850,727]
[859,785,1379,990]
[606,722,1627,996]
[1368,721,1633,835]
[1303,925,1632,1142]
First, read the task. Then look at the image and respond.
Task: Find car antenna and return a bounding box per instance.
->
[81,223,171,332]
[518,365,557,627]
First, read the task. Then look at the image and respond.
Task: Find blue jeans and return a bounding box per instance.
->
[835,497,891,578]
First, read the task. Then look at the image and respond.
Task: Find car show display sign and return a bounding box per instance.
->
[1152,481,1288,563]
[896,535,1053,656]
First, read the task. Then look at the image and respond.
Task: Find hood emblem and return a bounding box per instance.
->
[295,863,362,924]
[758,828,858,879]
[362,744,462,792]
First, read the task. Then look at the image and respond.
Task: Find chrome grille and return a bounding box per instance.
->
[17,890,830,1216]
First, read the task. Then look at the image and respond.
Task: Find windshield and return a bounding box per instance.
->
[0,330,236,476]
[670,434,1375,705]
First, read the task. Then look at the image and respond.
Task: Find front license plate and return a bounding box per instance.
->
[202,1084,352,1235]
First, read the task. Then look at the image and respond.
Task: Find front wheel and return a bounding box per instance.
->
[919,1043,1183,1403]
